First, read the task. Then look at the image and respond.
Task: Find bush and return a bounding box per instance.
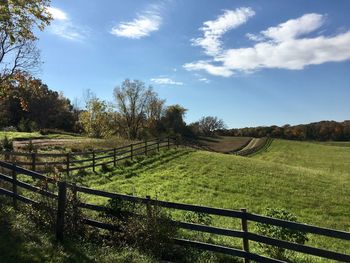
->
[256,208,308,260]
[2,126,17,132]
[101,197,178,260]
[24,186,86,238]
[0,136,13,151]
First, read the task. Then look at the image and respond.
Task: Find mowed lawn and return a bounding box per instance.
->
[0,131,80,140]
[79,139,350,259]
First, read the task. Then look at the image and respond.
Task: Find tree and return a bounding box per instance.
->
[0,72,76,131]
[161,104,187,136]
[198,116,225,136]
[0,0,52,42]
[114,79,153,139]
[0,33,40,85]
[79,98,115,138]
[0,0,52,94]
[144,92,165,137]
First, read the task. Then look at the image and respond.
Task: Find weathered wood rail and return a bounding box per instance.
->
[0,137,176,175]
[0,161,349,262]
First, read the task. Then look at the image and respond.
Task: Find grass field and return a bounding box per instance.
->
[77,139,350,262]
[2,137,350,261]
[0,131,79,140]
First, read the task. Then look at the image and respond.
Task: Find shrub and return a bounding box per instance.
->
[24,186,86,238]
[256,208,308,260]
[101,197,178,260]
[101,163,112,173]
[2,126,17,132]
[0,136,13,151]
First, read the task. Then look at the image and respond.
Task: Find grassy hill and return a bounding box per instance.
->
[78,139,350,261]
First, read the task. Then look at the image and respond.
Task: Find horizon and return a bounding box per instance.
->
[35,0,350,129]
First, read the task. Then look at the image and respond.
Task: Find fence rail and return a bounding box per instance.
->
[0,160,349,262]
[0,137,176,175]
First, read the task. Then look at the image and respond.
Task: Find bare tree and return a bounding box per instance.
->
[0,31,40,85]
[198,116,226,136]
[114,79,153,139]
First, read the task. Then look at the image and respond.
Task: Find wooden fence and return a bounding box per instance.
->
[0,137,176,175]
[0,161,349,262]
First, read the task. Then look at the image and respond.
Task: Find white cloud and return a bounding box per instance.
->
[47,7,86,41]
[183,61,233,77]
[261,13,324,42]
[111,6,162,39]
[150,77,183,85]
[221,31,350,71]
[184,11,350,76]
[198,77,210,83]
[192,7,255,56]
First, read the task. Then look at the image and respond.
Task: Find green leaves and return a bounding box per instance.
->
[256,208,308,260]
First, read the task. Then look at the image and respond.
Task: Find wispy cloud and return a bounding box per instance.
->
[150,77,183,85]
[192,7,255,56]
[184,10,350,77]
[184,60,233,77]
[46,7,87,41]
[111,5,162,39]
[198,77,210,83]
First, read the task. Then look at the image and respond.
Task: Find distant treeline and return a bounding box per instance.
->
[217,121,350,141]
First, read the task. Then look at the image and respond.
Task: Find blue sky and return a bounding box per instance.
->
[36,0,350,128]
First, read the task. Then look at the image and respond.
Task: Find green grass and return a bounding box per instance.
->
[0,131,80,140]
[77,141,350,261]
[0,131,43,140]
[314,141,350,147]
[254,139,350,175]
[0,203,156,263]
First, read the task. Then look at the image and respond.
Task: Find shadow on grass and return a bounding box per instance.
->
[106,149,194,179]
[0,205,93,263]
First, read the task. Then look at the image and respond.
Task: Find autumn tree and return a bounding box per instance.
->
[79,97,115,138]
[161,104,187,136]
[198,116,225,136]
[144,91,165,137]
[0,72,76,131]
[114,79,153,139]
[0,0,52,95]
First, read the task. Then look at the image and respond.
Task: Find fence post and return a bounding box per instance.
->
[241,208,250,263]
[113,148,117,167]
[167,137,170,149]
[146,195,151,219]
[56,181,67,242]
[11,164,17,209]
[31,153,36,171]
[157,139,160,152]
[92,150,96,172]
[130,144,134,161]
[145,141,148,156]
[66,153,70,178]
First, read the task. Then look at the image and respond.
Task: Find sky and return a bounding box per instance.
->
[36,0,350,128]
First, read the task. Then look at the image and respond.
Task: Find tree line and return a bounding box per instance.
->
[0,71,226,140]
[217,121,350,141]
